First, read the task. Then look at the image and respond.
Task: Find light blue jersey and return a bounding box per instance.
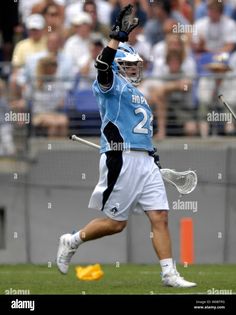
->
[93,72,154,153]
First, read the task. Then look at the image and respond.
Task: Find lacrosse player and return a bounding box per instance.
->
[57,4,196,288]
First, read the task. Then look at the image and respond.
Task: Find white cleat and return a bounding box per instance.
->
[162,268,197,288]
[56,234,77,274]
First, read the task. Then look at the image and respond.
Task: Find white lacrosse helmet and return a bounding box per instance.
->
[113,43,143,86]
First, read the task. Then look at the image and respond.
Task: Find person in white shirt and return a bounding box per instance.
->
[192,0,236,53]
[64,0,112,28]
[63,12,93,72]
[18,32,75,88]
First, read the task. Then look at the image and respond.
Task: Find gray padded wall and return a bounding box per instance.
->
[0,145,235,264]
[28,187,127,264]
[226,148,236,262]
[28,151,127,264]
[0,174,27,263]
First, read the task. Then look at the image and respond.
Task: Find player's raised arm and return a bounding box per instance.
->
[94,4,139,89]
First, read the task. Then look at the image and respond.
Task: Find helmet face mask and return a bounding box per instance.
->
[113,44,143,86]
[116,60,143,86]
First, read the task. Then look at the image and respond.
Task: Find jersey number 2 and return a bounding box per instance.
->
[133,108,153,135]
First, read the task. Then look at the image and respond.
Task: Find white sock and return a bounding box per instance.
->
[160,258,174,275]
[70,230,83,249]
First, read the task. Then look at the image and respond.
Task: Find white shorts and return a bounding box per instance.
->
[88,151,169,221]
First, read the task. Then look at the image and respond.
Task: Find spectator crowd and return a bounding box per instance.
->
[1,0,236,154]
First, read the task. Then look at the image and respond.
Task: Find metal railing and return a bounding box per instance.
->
[1,68,236,157]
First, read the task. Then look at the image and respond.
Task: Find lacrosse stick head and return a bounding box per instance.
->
[160,169,198,194]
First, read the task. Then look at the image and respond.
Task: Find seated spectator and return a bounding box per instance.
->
[64,33,105,134]
[63,12,93,73]
[192,0,236,54]
[10,14,47,101]
[170,0,193,23]
[0,79,15,155]
[144,0,188,46]
[31,0,65,23]
[31,56,68,137]
[141,32,196,95]
[151,18,178,61]
[17,32,75,90]
[83,0,110,39]
[140,49,197,139]
[152,33,195,76]
[195,0,234,20]
[75,35,105,91]
[42,2,65,35]
[64,0,112,28]
[18,0,44,25]
[12,14,47,68]
[198,53,236,136]
[128,22,152,76]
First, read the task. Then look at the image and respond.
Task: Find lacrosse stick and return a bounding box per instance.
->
[70,135,197,194]
[218,94,236,121]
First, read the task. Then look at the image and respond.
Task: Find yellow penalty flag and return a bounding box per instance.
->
[75,264,104,281]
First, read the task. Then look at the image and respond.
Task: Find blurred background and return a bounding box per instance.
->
[0,0,236,265]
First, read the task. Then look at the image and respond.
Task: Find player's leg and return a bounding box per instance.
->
[57,150,149,274]
[145,210,172,260]
[139,156,196,287]
[145,210,196,288]
[57,218,127,274]
[78,217,127,241]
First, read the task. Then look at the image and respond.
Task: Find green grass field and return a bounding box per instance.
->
[0,264,235,295]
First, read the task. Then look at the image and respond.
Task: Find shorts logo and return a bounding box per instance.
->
[110,207,118,215]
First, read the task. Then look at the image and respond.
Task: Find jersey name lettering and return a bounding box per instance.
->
[131,94,147,105]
